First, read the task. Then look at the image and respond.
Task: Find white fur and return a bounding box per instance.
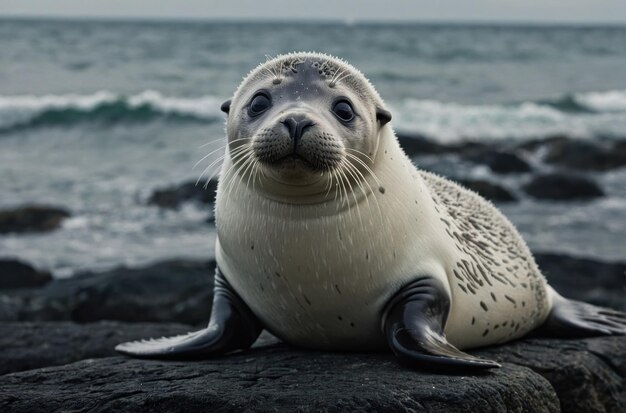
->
[214,53,552,351]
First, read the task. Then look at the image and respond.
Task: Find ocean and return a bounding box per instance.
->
[1,18,625,277]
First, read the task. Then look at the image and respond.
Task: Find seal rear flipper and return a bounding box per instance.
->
[383,277,501,370]
[535,290,626,338]
[115,267,263,359]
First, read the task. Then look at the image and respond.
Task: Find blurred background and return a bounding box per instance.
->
[1,1,626,279]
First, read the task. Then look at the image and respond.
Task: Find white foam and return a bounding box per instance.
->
[0,90,223,130]
[391,97,626,143]
[574,90,626,112]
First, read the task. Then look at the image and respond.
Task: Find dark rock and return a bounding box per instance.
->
[522,173,604,201]
[0,205,70,234]
[515,134,569,152]
[397,133,453,156]
[147,178,218,209]
[465,149,532,174]
[535,252,626,312]
[0,259,52,289]
[0,321,191,375]
[0,340,559,412]
[455,178,517,202]
[2,332,625,412]
[543,138,626,171]
[397,134,487,158]
[517,136,626,172]
[481,336,626,413]
[0,260,216,325]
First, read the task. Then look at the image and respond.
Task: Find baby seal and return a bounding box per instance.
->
[117,52,626,370]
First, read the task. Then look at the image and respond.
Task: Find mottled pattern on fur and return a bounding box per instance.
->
[420,171,551,346]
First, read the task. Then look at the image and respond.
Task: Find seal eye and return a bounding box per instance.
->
[248,93,271,117]
[332,100,355,122]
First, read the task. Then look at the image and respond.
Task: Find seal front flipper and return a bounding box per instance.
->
[535,289,626,338]
[382,277,501,370]
[115,267,263,359]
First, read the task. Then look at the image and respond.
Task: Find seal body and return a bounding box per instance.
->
[116,52,625,369]
[216,122,551,351]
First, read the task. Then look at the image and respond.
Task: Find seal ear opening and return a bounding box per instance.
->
[220,99,232,114]
[376,107,392,126]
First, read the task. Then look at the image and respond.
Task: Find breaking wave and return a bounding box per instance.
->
[1,89,625,142]
[0,90,224,132]
[392,90,626,142]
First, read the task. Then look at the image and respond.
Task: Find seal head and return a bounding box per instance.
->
[222,53,391,199]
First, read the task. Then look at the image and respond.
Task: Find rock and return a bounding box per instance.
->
[0,205,70,234]
[535,252,626,311]
[1,330,625,412]
[0,259,52,289]
[481,336,626,413]
[542,137,626,172]
[396,134,487,158]
[465,149,532,174]
[522,173,604,201]
[147,179,218,209]
[455,179,517,202]
[0,340,558,412]
[396,133,453,156]
[517,136,626,172]
[0,260,216,325]
[0,321,192,375]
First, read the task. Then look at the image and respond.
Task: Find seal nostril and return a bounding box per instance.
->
[282,117,299,139]
[282,117,315,148]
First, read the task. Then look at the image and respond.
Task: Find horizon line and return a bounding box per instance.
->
[2,14,626,28]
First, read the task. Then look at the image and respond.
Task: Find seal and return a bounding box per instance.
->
[116,52,626,370]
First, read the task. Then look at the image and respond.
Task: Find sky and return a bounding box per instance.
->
[1,0,626,24]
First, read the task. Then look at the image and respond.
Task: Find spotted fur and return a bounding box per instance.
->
[215,52,553,352]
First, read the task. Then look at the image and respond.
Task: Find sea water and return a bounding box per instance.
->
[1,19,625,276]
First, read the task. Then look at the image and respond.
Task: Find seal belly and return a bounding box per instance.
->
[215,145,453,351]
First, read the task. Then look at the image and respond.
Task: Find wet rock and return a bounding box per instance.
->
[518,136,626,171]
[542,138,626,171]
[455,178,517,202]
[465,149,532,174]
[0,260,216,325]
[522,173,604,201]
[0,259,52,289]
[397,134,487,158]
[147,178,218,209]
[397,133,453,156]
[535,252,626,312]
[0,321,191,375]
[0,205,70,234]
[481,336,626,413]
[0,340,558,413]
[2,331,625,413]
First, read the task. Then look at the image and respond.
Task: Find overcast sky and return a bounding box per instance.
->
[1,0,626,24]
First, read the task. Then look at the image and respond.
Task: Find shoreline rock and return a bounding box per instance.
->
[522,173,604,201]
[0,205,70,234]
[0,329,624,412]
[454,178,517,203]
[0,252,624,412]
[0,259,52,289]
[147,179,218,209]
[0,260,216,325]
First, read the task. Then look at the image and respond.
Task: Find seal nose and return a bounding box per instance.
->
[282,116,314,147]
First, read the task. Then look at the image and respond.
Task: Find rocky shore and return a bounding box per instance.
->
[0,251,624,412]
[1,134,625,412]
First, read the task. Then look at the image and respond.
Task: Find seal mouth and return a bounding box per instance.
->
[264,153,328,172]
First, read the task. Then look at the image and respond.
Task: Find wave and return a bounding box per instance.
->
[2,89,626,141]
[0,90,224,132]
[392,90,626,143]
